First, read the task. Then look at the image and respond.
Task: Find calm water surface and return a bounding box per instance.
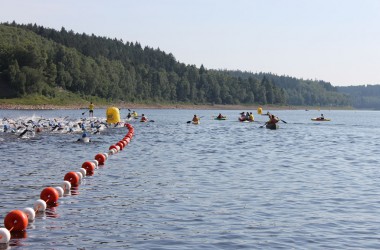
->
[0,109,379,249]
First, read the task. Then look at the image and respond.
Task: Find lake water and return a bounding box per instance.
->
[0,109,380,249]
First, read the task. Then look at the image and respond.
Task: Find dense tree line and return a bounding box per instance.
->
[224,71,351,106]
[338,85,380,109]
[0,22,352,107]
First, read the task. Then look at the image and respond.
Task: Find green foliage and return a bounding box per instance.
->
[225,71,352,106]
[0,22,354,107]
[338,85,380,109]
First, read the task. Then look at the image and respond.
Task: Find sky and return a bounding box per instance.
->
[0,0,379,86]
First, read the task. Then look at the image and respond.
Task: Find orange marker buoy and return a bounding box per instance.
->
[116,142,124,150]
[95,153,106,165]
[40,187,59,206]
[64,172,80,186]
[81,161,95,175]
[120,140,128,147]
[109,145,119,153]
[4,210,29,231]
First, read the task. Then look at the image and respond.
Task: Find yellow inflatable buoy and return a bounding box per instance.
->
[106,107,120,124]
[257,107,262,115]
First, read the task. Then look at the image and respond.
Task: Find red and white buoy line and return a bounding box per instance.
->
[0,124,135,244]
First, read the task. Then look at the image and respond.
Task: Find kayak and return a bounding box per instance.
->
[266,123,279,130]
[311,118,331,121]
[214,117,227,120]
[192,120,200,125]
[239,118,254,122]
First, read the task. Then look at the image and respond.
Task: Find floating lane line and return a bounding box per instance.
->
[0,124,135,244]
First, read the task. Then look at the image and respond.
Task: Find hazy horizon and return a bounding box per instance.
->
[1,0,379,87]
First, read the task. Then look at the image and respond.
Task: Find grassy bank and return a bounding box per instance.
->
[0,93,354,110]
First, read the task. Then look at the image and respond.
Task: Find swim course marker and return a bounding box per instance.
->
[0,123,135,244]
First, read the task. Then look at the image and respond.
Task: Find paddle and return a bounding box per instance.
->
[259,122,268,128]
[280,119,287,124]
[82,110,88,115]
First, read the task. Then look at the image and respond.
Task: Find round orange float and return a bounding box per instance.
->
[4,210,28,231]
[116,142,124,150]
[109,145,119,152]
[40,187,59,206]
[81,161,95,175]
[95,153,106,165]
[64,172,80,186]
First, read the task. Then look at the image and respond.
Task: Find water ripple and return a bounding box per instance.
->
[1,110,380,249]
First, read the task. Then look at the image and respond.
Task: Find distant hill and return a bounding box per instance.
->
[219,70,351,106]
[337,85,380,110]
[0,22,352,107]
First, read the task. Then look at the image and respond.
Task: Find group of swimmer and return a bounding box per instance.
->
[1,116,108,141]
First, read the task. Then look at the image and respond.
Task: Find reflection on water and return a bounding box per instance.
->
[0,109,380,249]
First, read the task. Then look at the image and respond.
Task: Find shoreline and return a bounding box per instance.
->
[0,103,354,111]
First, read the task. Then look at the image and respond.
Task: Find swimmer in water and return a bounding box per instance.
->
[77,132,91,143]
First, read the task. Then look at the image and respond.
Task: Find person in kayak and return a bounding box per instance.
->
[140,114,148,122]
[192,115,199,123]
[239,112,246,121]
[319,114,325,120]
[267,114,279,125]
[217,113,224,119]
[248,112,254,121]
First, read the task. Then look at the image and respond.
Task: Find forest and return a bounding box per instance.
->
[0,22,355,107]
[337,85,380,109]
